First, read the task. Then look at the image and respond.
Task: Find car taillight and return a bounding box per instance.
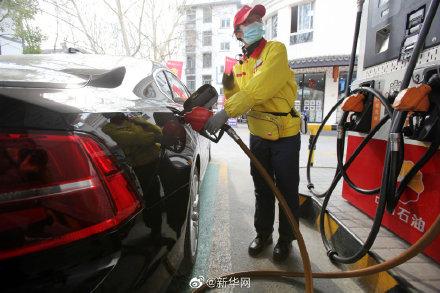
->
[0,131,141,260]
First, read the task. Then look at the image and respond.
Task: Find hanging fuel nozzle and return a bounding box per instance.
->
[399,72,440,141]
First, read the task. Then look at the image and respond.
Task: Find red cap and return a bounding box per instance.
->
[233,4,266,31]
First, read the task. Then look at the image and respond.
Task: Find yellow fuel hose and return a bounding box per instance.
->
[195,214,440,288]
[194,127,440,292]
[225,128,314,292]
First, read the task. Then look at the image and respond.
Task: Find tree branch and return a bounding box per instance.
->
[0,8,10,23]
[102,0,118,15]
[123,0,138,15]
[131,0,146,56]
[68,0,100,53]
[114,0,131,55]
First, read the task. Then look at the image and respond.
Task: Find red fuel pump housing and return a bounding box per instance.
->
[342,135,440,263]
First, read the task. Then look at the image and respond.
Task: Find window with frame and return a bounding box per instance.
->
[203,7,212,23]
[185,8,196,30]
[164,71,190,104]
[202,52,212,68]
[265,14,278,39]
[338,71,356,100]
[220,42,230,51]
[186,8,196,22]
[202,75,212,85]
[186,44,195,53]
[186,30,196,45]
[187,75,196,92]
[220,18,230,28]
[290,2,314,45]
[295,72,325,123]
[336,71,357,122]
[202,31,212,46]
[186,54,195,74]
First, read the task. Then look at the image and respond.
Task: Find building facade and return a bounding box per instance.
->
[181,0,242,96]
[0,12,23,55]
[0,35,23,55]
[253,0,358,124]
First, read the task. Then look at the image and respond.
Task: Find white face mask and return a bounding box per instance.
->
[242,22,265,45]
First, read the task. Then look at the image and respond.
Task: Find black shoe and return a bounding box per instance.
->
[273,239,292,262]
[248,234,273,257]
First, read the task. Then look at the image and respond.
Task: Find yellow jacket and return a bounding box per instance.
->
[102,116,162,167]
[224,40,300,138]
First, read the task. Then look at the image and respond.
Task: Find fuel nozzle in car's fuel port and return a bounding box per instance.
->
[161,84,228,151]
[182,84,229,143]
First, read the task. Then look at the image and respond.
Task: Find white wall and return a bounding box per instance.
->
[182,1,242,95]
[253,0,357,124]
[0,37,23,55]
[0,13,23,55]
[255,0,356,59]
[211,4,242,91]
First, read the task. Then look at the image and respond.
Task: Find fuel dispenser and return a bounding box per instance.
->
[340,0,440,263]
[167,0,440,291]
[305,0,440,265]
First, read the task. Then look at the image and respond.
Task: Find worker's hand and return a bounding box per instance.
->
[222,73,234,90]
[205,109,229,134]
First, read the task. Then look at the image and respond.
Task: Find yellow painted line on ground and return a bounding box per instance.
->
[348,254,398,293]
[219,162,228,187]
[308,124,335,135]
[315,213,339,239]
[302,195,401,292]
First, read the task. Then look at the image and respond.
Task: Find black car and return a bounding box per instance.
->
[0,54,211,292]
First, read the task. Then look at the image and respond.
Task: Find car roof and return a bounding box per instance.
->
[0,54,156,88]
[0,54,176,113]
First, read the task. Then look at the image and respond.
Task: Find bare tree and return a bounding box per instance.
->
[39,0,186,61]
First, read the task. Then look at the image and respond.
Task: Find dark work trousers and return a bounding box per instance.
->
[250,133,301,242]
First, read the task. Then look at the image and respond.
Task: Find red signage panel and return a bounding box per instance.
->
[342,135,440,263]
[166,60,183,79]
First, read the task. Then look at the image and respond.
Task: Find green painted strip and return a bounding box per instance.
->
[191,163,220,278]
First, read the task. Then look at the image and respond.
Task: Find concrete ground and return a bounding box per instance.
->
[297,128,440,292]
[185,123,440,293]
[187,124,364,292]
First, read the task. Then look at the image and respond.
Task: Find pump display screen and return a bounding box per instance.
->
[364,0,440,68]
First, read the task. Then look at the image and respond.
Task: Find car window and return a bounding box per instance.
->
[164,71,190,104]
[155,71,173,99]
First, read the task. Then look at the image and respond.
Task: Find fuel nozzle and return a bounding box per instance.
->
[184,107,213,132]
[184,107,226,143]
[180,84,228,143]
[427,71,440,92]
[183,84,219,113]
